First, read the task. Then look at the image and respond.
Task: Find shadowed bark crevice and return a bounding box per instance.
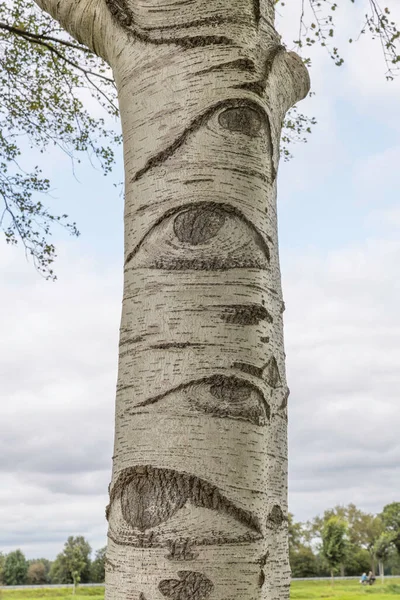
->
[263,356,282,388]
[106,0,244,47]
[220,303,273,325]
[197,58,257,75]
[234,44,286,96]
[253,0,261,25]
[233,362,264,379]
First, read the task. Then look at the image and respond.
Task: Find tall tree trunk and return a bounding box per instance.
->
[33,1,309,598]
[379,560,384,583]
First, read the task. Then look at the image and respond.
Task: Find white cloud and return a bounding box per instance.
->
[0,244,121,558]
[283,236,400,521]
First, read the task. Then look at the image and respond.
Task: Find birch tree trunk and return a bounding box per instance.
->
[33,1,309,598]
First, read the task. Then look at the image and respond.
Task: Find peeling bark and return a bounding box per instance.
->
[33,0,310,598]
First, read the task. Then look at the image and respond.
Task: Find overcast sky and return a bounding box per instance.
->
[1,1,399,560]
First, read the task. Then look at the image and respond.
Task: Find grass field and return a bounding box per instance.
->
[1,580,400,600]
[291,579,400,599]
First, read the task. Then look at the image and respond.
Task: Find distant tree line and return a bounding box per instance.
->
[289,502,400,578]
[0,502,399,586]
[0,537,105,587]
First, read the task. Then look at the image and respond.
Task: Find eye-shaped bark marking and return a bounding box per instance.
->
[130,374,270,426]
[126,203,270,270]
[173,206,226,245]
[132,98,274,183]
[107,466,262,547]
[159,571,213,600]
[218,106,263,136]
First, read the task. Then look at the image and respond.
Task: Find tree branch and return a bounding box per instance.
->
[0,21,115,86]
[0,21,93,54]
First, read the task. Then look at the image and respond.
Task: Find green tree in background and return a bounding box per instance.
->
[26,561,48,585]
[381,502,400,555]
[90,547,106,584]
[2,550,28,586]
[49,536,91,588]
[288,513,321,577]
[310,504,383,573]
[290,546,319,578]
[342,546,371,576]
[0,552,5,584]
[375,532,394,582]
[288,513,305,551]
[386,547,400,576]
[321,517,348,583]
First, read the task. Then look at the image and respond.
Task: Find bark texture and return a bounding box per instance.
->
[33,1,309,598]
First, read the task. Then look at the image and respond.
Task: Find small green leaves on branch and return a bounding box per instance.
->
[285,0,400,78]
[0,0,120,278]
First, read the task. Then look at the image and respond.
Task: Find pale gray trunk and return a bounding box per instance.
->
[33,1,309,598]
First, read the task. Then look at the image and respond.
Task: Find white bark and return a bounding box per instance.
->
[32,0,112,58]
[33,1,309,598]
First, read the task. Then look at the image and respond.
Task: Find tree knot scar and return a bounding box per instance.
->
[107,465,262,547]
[256,552,268,588]
[159,571,213,600]
[106,0,132,27]
[221,304,273,326]
[218,106,263,136]
[173,206,226,245]
[267,505,285,529]
[126,202,270,271]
